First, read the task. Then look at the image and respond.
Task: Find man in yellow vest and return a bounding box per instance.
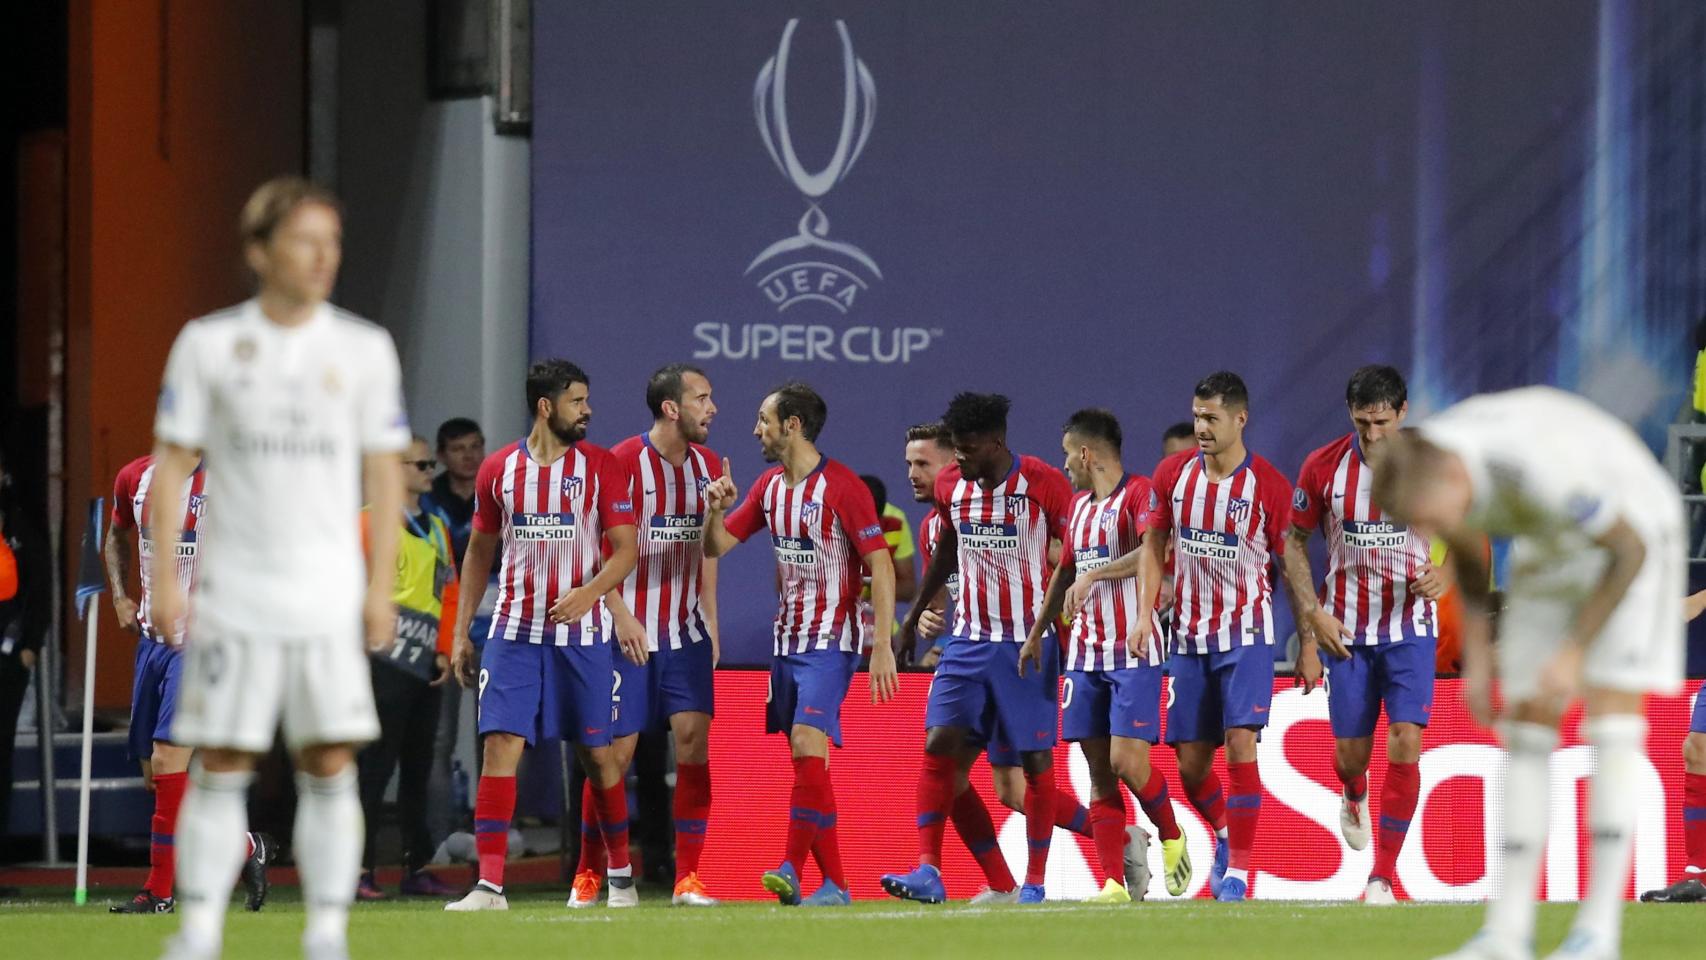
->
[356,436,459,899]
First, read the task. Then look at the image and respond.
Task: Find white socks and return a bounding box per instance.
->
[176,764,254,949]
[1572,714,1645,946]
[295,767,364,947]
[1485,721,1557,948]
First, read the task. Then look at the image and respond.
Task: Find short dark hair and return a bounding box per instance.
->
[1063,408,1122,453]
[1345,364,1408,411]
[905,422,951,449]
[526,359,590,414]
[645,363,708,419]
[436,417,483,450]
[1162,421,1195,444]
[860,474,888,514]
[768,381,828,442]
[941,392,1010,439]
[1193,371,1249,410]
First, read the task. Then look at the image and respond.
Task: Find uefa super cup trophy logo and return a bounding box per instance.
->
[747,19,881,314]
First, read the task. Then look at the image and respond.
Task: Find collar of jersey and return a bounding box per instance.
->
[516,437,576,467]
[1194,448,1248,480]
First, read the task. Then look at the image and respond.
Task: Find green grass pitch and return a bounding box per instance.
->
[1,885,1694,959]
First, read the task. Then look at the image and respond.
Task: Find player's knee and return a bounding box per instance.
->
[1333,737,1373,778]
[1387,724,1422,764]
[480,732,525,775]
[788,726,828,758]
[1110,748,1151,788]
[295,743,356,778]
[1018,749,1052,778]
[1684,732,1706,772]
[923,725,964,756]
[1223,728,1258,762]
[991,769,1025,811]
[195,747,257,775]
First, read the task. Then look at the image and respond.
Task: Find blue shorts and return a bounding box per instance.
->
[926,638,1059,757]
[128,637,183,762]
[477,637,614,747]
[1691,686,1706,735]
[1325,635,1437,739]
[1062,665,1163,744]
[613,639,716,738]
[767,650,858,747]
[1165,644,1275,745]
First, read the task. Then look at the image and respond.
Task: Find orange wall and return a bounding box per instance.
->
[67,0,304,709]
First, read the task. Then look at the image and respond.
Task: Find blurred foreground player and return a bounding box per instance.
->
[1284,366,1443,904]
[1641,590,1706,903]
[148,178,408,960]
[447,360,639,911]
[1027,409,1189,903]
[1376,387,1684,960]
[703,381,898,907]
[1147,372,1298,903]
[574,363,724,908]
[105,457,272,914]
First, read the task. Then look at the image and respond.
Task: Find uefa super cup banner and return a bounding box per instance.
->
[530,3,1691,665]
[691,676,1701,902]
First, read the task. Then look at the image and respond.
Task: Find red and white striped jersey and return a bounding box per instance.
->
[110,456,206,643]
[1060,475,1165,670]
[605,435,722,651]
[918,510,961,607]
[935,456,1072,644]
[1149,450,1291,654]
[725,457,886,655]
[472,440,635,645]
[1291,434,1435,643]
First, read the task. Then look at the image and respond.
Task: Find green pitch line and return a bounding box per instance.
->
[0,888,1694,960]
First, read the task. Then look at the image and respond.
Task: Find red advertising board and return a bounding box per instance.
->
[696,672,1700,902]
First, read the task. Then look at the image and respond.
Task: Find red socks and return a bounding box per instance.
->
[1089,795,1127,886]
[1685,771,1706,873]
[474,774,517,889]
[1225,761,1262,874]
[1133,767,1182,842]
[577,778,605,875]
[950,785,1015,891]
[810,773,847,889]
[915,753,958,867]
[593,780,632,872]
[674,761,711,882]
[1371,761,1419,883]
[146,771,187,898]
[785,756,830,871]
[1055,788,1090,837]
[1339,767,1368,802]
[1185,771,1227,833]
[1022,767,1056,885]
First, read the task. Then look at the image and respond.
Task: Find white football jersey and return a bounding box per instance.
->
[1418,386,1677,577]
[153,299,409,638]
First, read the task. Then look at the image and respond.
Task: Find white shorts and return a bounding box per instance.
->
[171,624,380,754]
[1498,507,1686,703]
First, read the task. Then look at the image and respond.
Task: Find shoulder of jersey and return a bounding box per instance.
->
[688,441,720,465]
[326,304,389,336]
[578,439,614,460]
[936,462,965,491]
[753,463,787,487]
[1308,433,1355,467]
[119,455,153,480]
[1154,449,1194,481]
[607,434,645,459]
[479,443,521,472]
[1249,452,1291,484]
[819,457,863,486]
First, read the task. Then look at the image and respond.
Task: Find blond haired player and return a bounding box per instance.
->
[149,178,408,960]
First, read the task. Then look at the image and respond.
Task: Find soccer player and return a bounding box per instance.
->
[701,381,899,907]
[446,359,640,912]
[1161,422,1196,458]
[103,457,272,915]
[147,178,408,960]
[569,363,723,909]
[1024,408,1190,903]
[883,392,1072,905]
[1284,366,1444,904]
[905,423,957,670]
[1147,371,1298,903]
[1641,590,1706,903]
[1375,387,1685,960]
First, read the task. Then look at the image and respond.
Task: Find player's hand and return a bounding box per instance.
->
[1460,654,1495,728]
[452,634,479,688]
[614,611,649,666]
[919,645,942,670]
[709,628,721,668]
[1295,642,1325,694]
[112,595,140,633]
[1408,563,1448,601]
[150,583,187,645]
[1536,644,1584,712]
[549,585,599,625]
[1017,633,1043,677]
[1125,616,1154,660]
[1303,608,1352,659]
[869,644,899,704]
[1063,578,1093,621]
[917,606,947,642]
[704,460,739,513]
[430,653,452,687]
[364,590,396,653]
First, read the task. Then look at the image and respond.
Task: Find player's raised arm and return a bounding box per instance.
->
[701,458,744,558]
[143,442,199,638]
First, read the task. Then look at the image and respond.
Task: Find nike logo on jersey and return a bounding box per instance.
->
[803,705,825,715]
